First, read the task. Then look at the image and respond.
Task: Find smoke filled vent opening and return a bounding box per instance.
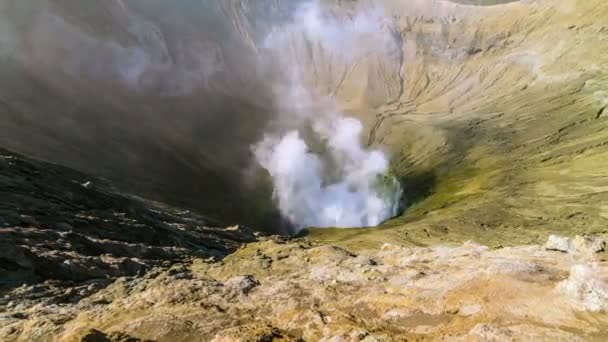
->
[253,116,406,235]
[0,0,423,236]
[243,0,410,235]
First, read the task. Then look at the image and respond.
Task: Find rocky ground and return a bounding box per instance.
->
[0,146,259,340]
[0,147,259,285]
[2,231,607,341]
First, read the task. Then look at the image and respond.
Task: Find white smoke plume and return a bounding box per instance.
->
[253,0,403,231]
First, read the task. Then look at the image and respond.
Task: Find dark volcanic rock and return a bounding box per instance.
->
[0,147,258,285]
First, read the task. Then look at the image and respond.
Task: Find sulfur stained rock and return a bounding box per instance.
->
[224,275,259,295]
[210,324,297,342]
[4,238,608,341]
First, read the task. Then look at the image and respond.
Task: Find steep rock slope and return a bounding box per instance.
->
[303,0,608,247]
[1,0,607,243]
[0,0,279,228]
[0,147,257,284]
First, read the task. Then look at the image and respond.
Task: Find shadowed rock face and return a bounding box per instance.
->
[0,0,285,229]
[0,147,257,284]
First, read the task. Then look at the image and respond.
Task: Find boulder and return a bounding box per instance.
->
[545,235,606,254]
[572,235,606,254]
[556,264,608,312]
[224,275,259,295]
[545,235,572,253]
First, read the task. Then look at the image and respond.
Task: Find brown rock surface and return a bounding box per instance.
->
[2,236,607,341]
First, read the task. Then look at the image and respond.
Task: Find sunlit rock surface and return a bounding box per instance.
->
[2,235,607,341]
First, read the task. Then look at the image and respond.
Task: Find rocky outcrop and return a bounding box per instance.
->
[0,147,257,285]
[556,264,608,312]
[80,329,151,342]
[545,235,606,255]
[1,145,606,341]
[2,235,607,341]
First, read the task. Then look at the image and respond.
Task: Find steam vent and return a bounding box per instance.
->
[2,0,608,340]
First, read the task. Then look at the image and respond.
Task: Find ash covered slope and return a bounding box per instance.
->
[0,147,257,284]
[304,0,608,247]
[0,0,409,229]
[1,0,608,243]
[0,0,283,228]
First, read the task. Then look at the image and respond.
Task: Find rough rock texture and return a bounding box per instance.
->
[0,147,257,285]
[2,236,607,341]
[546,234,607,255]
[3,147,604,340]
[556,264,608,312]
